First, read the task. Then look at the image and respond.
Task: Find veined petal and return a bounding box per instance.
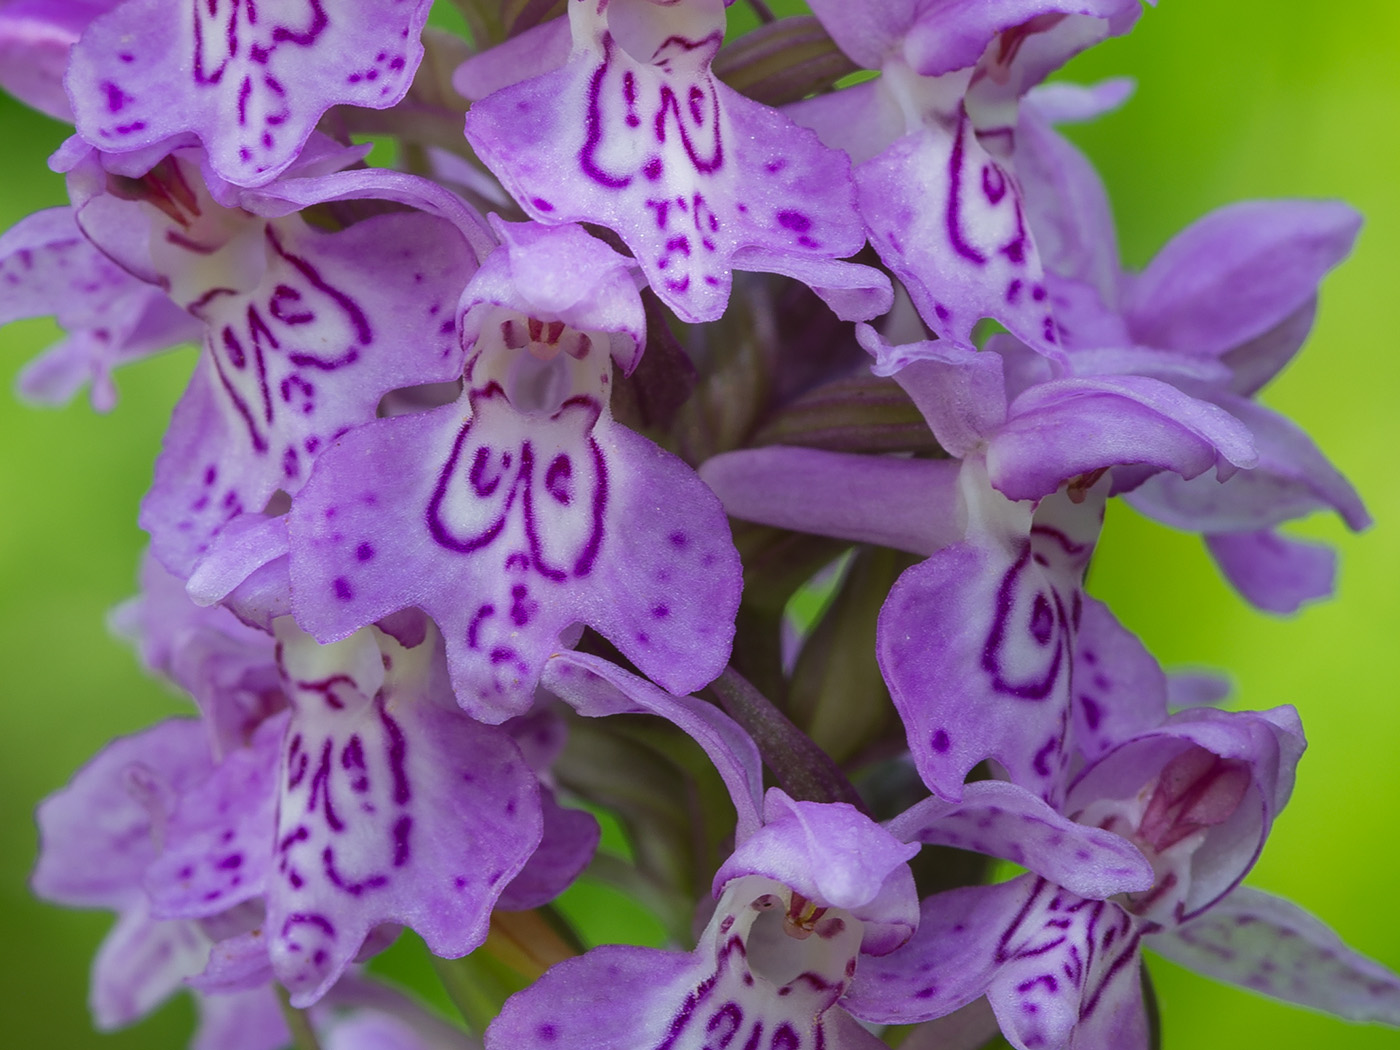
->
[136,189,476,578]
[888,780,1152,900]
[487,873,883,1050]
[1150,886,1400,1025]
[67,0,433,186]
[856,106,1060,358]
[290,355,739,721]
[267,625,543,1006]
[464,0,867,323]
[878,473,1100,803]
[33,718,212,910]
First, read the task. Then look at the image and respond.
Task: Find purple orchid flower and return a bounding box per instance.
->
[790,0,1143,357]
[149,618,589,1007]
[461,0,890,324]
[485,770,1152,1050]
[845,703,1400,1048]
[64,0,434,186]
[288,218,742,723]
[0,205,198,410]
[486,789,920,1050]
[701,316,1254,804]
[32,716,218,1029]
[52,141,483,582]
[1015,81,1369,612]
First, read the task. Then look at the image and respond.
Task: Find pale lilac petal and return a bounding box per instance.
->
[495,788,600,911]
[713,789,919,954]
[1220,299,1316,397]
[145,713,285,919]
[730,245,893,322]
[189,927,275,994]
[699,446,964,556]
[193,986,291,1050]
[464,0,867,323]
[139,203,475,577]
[1205,530,1337,615]
[542,650,764,843]
[1071,598,1168,761]
[92,904,210,1028]
[290,388,740,720]
[0,0,115,120]
[888,780,1152,900]
[268,627,543,1006]
[1123,200,1362,358]
[33,718,212,909]
[1017,86,1126,310]
[0,206,196,409]
[988,375,1258,501]
[1151,886,1400,1024]
[844,881,1025,1025]
[238,166,498,263]
[878,478,1100,803]
[1066,706,1305,922]
[1124,393,1368,533]
[1166,671,1232,711]
[784,77,907,167]
[859,325,1007,454]
[451,16,572,101]
[68,0,433,186]
[857,115,1060,357]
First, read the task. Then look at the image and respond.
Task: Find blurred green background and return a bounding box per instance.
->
[2,1,1397,1046]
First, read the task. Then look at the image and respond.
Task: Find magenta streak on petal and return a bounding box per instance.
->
[307,737,345,832]
[581,37,633,189]
[264,225,372,346]
[654,78,723,174]
[427,429,521,554]
[946,109,987,266]
[323,845,387,896]
[380,705,411,805]
[1080,921,1141,1021]
[210,342,269,453]
[295,673,357,710]
[980,546,1066,702]
[246,304,276,423]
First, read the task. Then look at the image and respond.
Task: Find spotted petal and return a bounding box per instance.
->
[67,0,433,186]
[1150,886,1400,1025]
[877,470,1102,804]
[487,873,886,1050]
[268,625,543,1006]
[0,206,196,410]
[464,0,875,323]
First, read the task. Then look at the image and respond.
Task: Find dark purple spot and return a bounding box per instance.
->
[777,210,811,233]
[355,542,375,562]
[931,729,950,754]
[532,197,555,212]
[644,156,663,179]
[333,577,354,601]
